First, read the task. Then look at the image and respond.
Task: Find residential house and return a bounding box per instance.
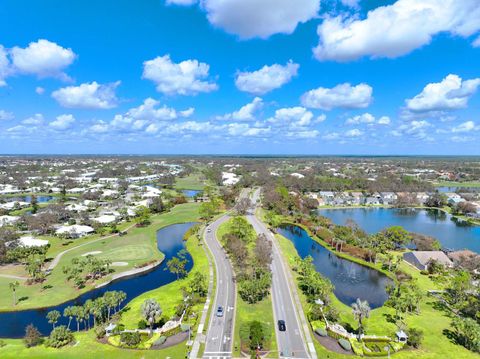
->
[403,251,453,271]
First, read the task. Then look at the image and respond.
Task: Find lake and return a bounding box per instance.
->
[0,222,195,338]
[181,189,202,198]
[319,208,480,253]
[277,224,392,309]
[1,195,54,203]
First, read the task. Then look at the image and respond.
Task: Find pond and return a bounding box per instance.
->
[1,195,54,203]
[277,224,392,309]
[435,186,479,193]
[0,222,196,338]
[319,208,480,253]
[181,189,202,198]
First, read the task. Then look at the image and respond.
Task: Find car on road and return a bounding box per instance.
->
[207,228,211,233]
[278,320,286,331]
[216,306,224,317]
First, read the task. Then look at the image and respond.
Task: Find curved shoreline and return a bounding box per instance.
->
[318,205,480,226]
[0,221,195,313]
[95,259,163,289]
[280,221,396,281]
[0,258,165,314]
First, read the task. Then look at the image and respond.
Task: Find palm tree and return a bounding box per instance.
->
[84,299,93,330]
[72,306,82,331]
[92,298,104,327]
[9,281,19,306]
[63,306,74,329]
[46,310,61,329]
[104,291,116,320]
[351,298,371,341]
[115,291,127,313]
[141,298,162,334]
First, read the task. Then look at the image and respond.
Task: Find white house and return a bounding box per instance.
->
[403,251,453,271]
[91,214,116,225]
[18,236,49,247]
[0,201,30,210]
[0,215,19,227]
[56,225,95,238]
[222,172,240,186]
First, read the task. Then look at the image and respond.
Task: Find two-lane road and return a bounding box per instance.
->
[247,189,312,359]
[203,215,236,359]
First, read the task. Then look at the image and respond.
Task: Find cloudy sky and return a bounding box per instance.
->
[0,0,479,155]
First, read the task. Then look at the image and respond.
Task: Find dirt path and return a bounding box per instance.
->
[0,274,28,280]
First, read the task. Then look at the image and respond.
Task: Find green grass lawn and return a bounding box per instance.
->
[0,329,189,359]
[275,231,478,359]
[232,294,278,358]
[217,217,278,357]
[0,206,205,359]
[174,173,207,190]
[119,230,208,329]
[433,181,480,188]
[0,203,200,311]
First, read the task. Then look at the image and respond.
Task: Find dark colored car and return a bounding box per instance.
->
[278,320,286,331]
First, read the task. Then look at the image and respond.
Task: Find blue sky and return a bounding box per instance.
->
[0,0,479,155]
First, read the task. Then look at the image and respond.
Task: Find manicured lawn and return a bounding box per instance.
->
[0,203,200,311]
[0,330,188,359]
[174,173,207,190]
[119,229,209,329]
[0,205,205,358]
[232,294,278,358]
[433,181,480,188]
[275,232,478,359]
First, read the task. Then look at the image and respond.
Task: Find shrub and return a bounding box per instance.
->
[315,328,327,337]
[0,339,6,348]
[407,327,424,348]
[24,324,42,348]
[94,325,106,339]
[338,338,352,351]
[120,332,141,348]
[46,326,74,348]
[181,323,191,332]
[138,319,147,330]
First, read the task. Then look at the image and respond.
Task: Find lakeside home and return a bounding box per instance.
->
[403,251,453,271]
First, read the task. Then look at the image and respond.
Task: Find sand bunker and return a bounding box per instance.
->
[81,251,102,256]
[111,261,128,266]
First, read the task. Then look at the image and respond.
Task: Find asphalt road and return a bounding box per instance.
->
[247,189,311,359]
[203,214,236,359]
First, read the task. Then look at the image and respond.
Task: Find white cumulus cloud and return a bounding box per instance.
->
[314,0,480,61]
[128,98,194,121]
[268,107,314,127]
[405,74,480,112]
[0,45,10,87]
[345,128,363,137]
[301,83,373,110]
[142,55,217,96]
[200,0,320,39]
[49,114,75,130]
[0,110,14,121]
[217,97,263,121]
[235,61,299,95]
[10,39,76,81]
[451,120,477,133]
[52,81,120,109]
[22,114,44,126]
